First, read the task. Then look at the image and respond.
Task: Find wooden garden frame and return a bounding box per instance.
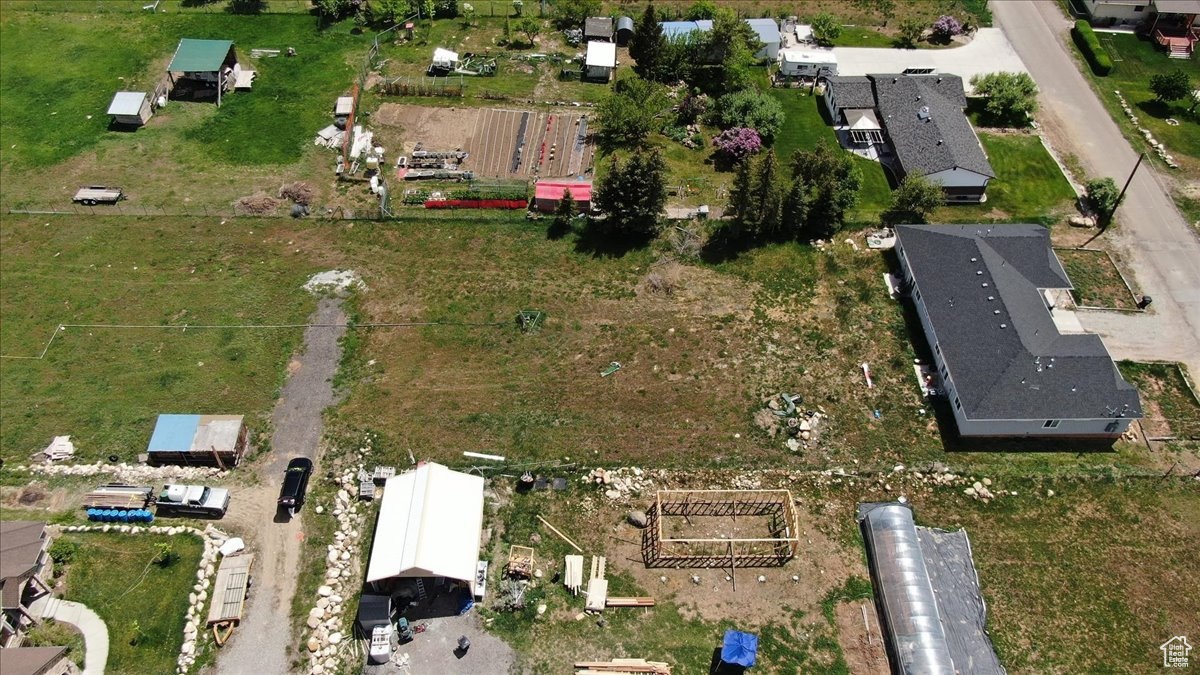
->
[640,489,800,569]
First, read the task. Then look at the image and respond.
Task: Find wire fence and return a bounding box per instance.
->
[5,0,316,13]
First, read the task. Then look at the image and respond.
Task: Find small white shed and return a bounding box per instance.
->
[431,47,460,71]
[107,91,152,126]
[745,18,781,60]
[778,50,838,78]
[584,41,617,82]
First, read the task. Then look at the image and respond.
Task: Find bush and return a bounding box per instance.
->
[712,127,763,163]
[706,90,785,143]
[930,15,962,42]
[49,539,78,565]
[1085,177,1121,223]
[434,0,458,18]
[810,12,842,46]
[1071,21,1113,75]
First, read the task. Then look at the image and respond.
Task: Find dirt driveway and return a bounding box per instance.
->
[216,297,347,674]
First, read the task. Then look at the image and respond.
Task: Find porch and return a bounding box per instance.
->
[1148,4,1198,57]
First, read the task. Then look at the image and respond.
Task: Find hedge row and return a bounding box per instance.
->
[1072,20,1114,75]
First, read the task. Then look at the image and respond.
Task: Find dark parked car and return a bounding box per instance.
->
[278,457,313,516]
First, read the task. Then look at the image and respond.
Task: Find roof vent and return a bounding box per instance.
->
[987,296,995,301]
[937,139,943,145]
[982,282,989,288]
[1000,323,1007,329]
[976,270,983,275]
[993,309,1000,315]
[970,257,977,262]
[917,106,931,121]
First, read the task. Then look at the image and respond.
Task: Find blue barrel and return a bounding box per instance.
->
[143,510,155,523]
[104,509,116,522]
[118,510,130,522]
[86,508,98,521]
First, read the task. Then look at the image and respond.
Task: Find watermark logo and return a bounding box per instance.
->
[1161,636,1192,668]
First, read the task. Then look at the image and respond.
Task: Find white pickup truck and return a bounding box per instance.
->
[155,484,230,518]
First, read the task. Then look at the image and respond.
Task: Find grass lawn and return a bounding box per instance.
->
[0,10,370,209]
[1118,361,1200,446]
[769,89,892,225]
[57,531,204,675]
[1055,247,1138,309]
[1078,33,1200,174]
[932,133,1077,224]
[0,216,319,464]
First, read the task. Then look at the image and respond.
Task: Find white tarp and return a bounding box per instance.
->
[366,463,485,592]
[586,41,617,68]
[432,47,459,68]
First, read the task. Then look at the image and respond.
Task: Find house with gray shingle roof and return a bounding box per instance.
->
[894,224,1141,438]
[824,73,995,202]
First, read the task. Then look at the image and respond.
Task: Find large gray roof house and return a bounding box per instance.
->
[894,224,1141,439]
[824,74,995,203]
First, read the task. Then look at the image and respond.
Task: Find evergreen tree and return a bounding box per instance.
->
[791,141,862,238]
[727,157,754,224]
[630,4,666,81]
[594,149,668,241]
[781,176,809,239]
[751,150,784,239]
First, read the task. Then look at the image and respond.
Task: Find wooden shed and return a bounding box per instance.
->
[106,91,153,126]
[167,38,240,106]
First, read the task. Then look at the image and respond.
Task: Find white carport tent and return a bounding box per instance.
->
[365,462,485,594]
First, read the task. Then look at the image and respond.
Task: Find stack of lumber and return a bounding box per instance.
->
[82,485,153,509]
[574,658,672,674]
[564,554,584,595]
[584,555,608,611]
[605,597,655,608]
[43,436,75,462]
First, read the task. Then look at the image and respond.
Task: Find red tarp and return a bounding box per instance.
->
[424,199,527,209]
[534,181,591,204]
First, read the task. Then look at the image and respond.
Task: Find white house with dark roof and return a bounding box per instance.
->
[894,224,1141,439]
[824,73,995,202]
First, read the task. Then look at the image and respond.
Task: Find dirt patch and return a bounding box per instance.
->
[373,103,595,178]
[834,601,889,675]
[608,504,858,626]
[18,485,47,505]
[278,181,315,206]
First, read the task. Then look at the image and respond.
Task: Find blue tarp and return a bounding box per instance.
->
[147,414,201,453]
[721,630,758,667]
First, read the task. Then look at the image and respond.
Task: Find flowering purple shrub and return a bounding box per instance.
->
[712,127,762,162]
[931,15,962,42]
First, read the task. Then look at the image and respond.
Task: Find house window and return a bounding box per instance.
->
[1133,5,1145,11]
[935,343,941,355]
[1043,420,1061,429]
[954,397,961,410]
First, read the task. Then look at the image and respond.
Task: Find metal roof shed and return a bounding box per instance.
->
[366,463,485,594]
[106,91,152,126]
[616,16,634,45]
[585,16,614,41]
[167,38,239,106]
[584,41,617,81]
[146,414,247,468]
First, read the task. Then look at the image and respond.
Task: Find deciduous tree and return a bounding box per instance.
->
[706,90,785,142]
[1150,69,1192,104]
[969,72,1039,126]
[811,12,842,46]
[884,174,944,224]
[596,75,670,146]
[551,0,601,29]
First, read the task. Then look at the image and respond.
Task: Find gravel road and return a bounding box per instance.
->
[217,297,347,674]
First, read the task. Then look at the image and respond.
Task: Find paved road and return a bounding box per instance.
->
[993,1,1200,377]
[30,595,109,675]
[828,28,1027,86]
[219,297,346,674]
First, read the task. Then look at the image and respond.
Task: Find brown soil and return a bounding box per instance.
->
[278,181,315,206]
[607,504,859,626]
[372,103,595,178]
[834,601,889,675]
[234,194,279,215]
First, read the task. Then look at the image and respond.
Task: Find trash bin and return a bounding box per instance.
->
[1137,295,1152,309]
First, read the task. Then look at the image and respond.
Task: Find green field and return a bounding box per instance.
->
[57,531,205,675]
[0,217,318,464]
[1056,247,1138,309]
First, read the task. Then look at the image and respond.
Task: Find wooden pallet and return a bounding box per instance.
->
[574,658,672,674]
[605,597,655,607]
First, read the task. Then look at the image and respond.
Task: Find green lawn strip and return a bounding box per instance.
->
[0,10,368,171]
[1073,33,1200,172]
[0,217,318,463]
[932,133,1076,224]
[1118,361,1200,441]
[57,531,204,675]
[20,618,87,668]
[1054,247,1138,309]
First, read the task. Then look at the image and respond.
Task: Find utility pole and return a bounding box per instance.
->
[1105,152,1144,230]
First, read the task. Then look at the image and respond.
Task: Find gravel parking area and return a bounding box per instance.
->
[362,611,515,675]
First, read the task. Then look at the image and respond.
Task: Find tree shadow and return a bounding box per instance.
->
[1134,98,1178,121]
[545,217,573,240]
[180,0,221,6]
[708,648,748,675]
[226,0,268,14]
[699,220,757,264]
[573,219,654,257]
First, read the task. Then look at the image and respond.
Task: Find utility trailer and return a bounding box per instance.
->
[82,484,154,510]
[208,553,254,646]
[73,186,125,206]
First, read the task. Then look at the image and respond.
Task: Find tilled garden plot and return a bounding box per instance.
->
[374,103,594,178]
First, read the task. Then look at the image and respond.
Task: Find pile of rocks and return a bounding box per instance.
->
[963,478,998,503]
[55,522,230,674]
[303,445,373,674]
[17,462,226,482]
[1114,90,1179,169]
[585,467,652,501]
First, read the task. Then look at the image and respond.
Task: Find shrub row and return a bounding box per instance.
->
[1072,20,1114,75]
